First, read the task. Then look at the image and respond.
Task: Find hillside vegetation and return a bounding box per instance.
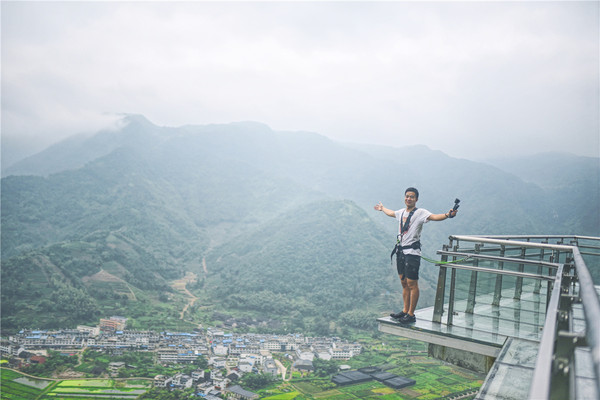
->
[2,115,598,333]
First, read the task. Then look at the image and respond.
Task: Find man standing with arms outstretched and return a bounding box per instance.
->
[374,187,458,324]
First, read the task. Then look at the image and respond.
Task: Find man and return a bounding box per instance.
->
[374,187,458,324]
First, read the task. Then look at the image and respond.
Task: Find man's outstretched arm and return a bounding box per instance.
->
[428,209,458,221]
[374,202,396,218]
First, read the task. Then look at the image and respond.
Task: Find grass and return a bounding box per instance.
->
[292,380,323,395]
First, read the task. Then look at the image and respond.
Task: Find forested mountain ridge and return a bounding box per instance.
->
[2,115,597,334]
[2,115,163,178]
[486,153,600,235]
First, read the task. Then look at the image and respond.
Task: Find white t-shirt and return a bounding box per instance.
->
[394,208,432,255]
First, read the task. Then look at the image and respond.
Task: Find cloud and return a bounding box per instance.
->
[2,1,598,166]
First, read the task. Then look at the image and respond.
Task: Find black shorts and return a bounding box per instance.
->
[396,253,420,280]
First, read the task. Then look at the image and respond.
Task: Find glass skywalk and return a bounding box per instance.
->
[377,235,600,400]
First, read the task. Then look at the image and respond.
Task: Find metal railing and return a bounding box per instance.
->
[431,235,600,400]
[529,240,600,400]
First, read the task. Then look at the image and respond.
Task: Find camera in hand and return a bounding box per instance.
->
[453,198,460,211]
[448,198,460,218]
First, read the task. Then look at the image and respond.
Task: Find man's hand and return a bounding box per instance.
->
[448,209,458,218]
[374,202,384,211]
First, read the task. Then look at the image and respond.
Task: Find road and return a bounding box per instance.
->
[171,272,199,319]
[274,359,290,381]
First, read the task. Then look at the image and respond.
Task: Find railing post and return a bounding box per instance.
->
[433,244,449,323]
[466,244,480,314]
[555,238,564,264]
[547,249,558,312]
[448,267,457,326]
[514,246,526,300]
[534,239,547,294]
[492,245,505,306]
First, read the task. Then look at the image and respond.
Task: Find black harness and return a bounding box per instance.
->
[390,208,421,263]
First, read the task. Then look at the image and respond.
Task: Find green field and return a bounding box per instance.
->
[1,369,151,400]
[337,381,402,399]
[46,379,149,399]
[1,369,50,400]
[263,391,302,400]
[56,380,114,387]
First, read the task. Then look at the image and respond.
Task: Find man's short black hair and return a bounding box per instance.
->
[405,187,419,199]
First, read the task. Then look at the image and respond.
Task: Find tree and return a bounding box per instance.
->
[193,355,208,369]
[239,372,274,390]
[313,358,339,377]
[22,350,78,377]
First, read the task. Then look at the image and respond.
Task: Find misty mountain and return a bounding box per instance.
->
[486,153,600,235]
[2,115,598,333]
[1,115,163,178]
[204,199,399,332]
[486,152,599,190]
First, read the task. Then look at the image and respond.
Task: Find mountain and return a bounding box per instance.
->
[1,115,162,178]
[204,200,398,334]
[486,153,600,235]
[2,115,598,334]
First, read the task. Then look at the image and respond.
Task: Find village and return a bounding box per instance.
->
[1,316,363,399]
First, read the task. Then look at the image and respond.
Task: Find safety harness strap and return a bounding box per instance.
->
[390,241,421,262]
[400,208,417,235]
[390,208,419,263]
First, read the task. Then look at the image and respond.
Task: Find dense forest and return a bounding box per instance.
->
[2,115,598,333]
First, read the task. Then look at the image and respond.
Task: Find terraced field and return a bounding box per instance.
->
[1,370,151,400]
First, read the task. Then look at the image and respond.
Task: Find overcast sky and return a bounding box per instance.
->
[2,1,599,167]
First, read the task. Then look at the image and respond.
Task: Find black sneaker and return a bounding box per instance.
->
[390,311,407,320]
[398,314,416,324]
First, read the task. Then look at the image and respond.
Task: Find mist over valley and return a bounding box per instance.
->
[2,115,598,334]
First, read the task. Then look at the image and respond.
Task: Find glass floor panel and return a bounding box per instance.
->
[476,338,598,400]
[380,282,549,347]
[475,337,537,400]
[377,282,600,399]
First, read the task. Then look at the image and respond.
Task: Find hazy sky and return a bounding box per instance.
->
[2,1,599,167]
